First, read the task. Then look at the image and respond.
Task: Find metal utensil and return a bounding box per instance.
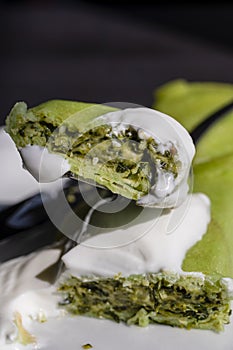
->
[36,194,115,284]
[64,171,108,190]
[0,181,113,263]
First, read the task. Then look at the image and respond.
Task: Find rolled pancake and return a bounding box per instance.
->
[5,101,195,208]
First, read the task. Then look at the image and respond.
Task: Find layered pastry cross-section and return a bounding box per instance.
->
[5,100,195,208]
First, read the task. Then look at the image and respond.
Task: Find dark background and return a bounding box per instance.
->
[0,1,232,125]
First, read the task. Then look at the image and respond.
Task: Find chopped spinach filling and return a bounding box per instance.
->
[14,120,56,148]
[58,273,232,332]
[52,124,179,199]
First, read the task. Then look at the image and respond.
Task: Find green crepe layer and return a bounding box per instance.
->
[5,100,116,147]
[153,80,233,278]
[153,80,233,133]
[153,79,233,164]
[183,154,233,277]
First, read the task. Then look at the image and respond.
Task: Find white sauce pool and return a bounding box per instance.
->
[63,193,210,277]
[0,249,63,347]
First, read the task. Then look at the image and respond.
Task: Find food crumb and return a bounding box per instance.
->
[82,343,93,349]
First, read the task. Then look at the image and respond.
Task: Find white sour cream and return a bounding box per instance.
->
[62,193,210,277]
[97,107,195,208]
[0,249,63,346]
[20,145,70,183]
[0,128,68,205]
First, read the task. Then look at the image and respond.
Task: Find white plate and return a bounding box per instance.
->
[1,127,233,350]
[3,313,233,350]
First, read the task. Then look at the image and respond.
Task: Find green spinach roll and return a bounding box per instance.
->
[6,101,195,208]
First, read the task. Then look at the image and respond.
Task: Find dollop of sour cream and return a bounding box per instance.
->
[20,145,70,183]
[98,107,195,208]
[62,193,210,277]
[0,128,69,206]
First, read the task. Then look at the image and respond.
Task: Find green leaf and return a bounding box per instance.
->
[153,80,233,277]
